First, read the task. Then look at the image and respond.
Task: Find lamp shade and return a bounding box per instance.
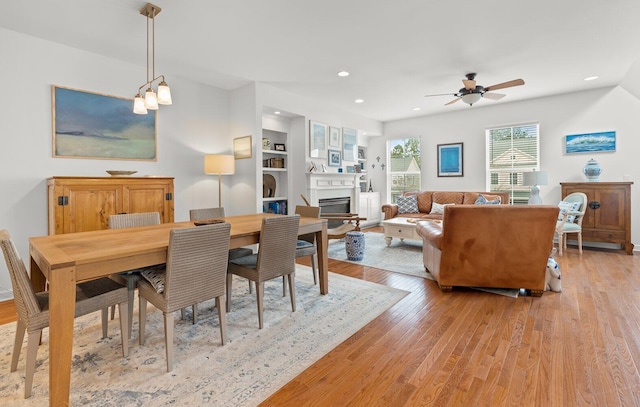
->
[204,154,235,175]
[523,170,548,186]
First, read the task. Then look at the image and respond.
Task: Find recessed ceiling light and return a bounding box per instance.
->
[274,111,281,115]
[337,71,350,77]
[584,76,599,81]
[354,99,364,103]
[412,107,421,111]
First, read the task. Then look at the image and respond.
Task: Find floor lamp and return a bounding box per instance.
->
[204,154,235,208]
[523,170,548,205]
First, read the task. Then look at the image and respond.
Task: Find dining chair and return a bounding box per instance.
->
[108,212,162,339]
[227,215,300,329]
[137,222,231,372]
[189,207,254,311]
[555,192,588,255]
[281,205,320,297]
[0,229,129,398]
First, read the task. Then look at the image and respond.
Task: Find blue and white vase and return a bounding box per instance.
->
[345,231,365,261]
[583,158,602,182]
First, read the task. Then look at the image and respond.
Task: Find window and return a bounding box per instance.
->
[486,123,539,204]
[388,138,421,203]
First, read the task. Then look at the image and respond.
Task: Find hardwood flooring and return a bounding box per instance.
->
[2,228,639,406]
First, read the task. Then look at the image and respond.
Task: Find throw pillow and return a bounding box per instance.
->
[397,195,419,214]
[557,201,581,223]
[141,264,167,293]
[474,194,501,205]
[429,202,453,215]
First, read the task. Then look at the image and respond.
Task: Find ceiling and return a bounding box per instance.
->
[3,0,640,122]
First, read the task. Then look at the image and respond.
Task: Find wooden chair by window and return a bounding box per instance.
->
[227,215,300,329]
[108,212,161,339]
[137,222,231,372]
[555,192,588,255]
[0,229,129,398]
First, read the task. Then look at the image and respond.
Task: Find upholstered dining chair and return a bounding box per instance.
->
[556,192,588,255]
[227,215,300,329]
[281,205,320,296]
[189,207,254,318]
[137,222,231,372]
[0,229,129,398]
[108,211,162,338]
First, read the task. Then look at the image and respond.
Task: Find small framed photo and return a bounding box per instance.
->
[274,143,286,152]
[328,149,342,167]
[437,142,463,177]
[358,147,365,159]
[346,166,356,173]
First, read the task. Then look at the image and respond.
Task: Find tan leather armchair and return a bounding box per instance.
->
[416,205,559,296]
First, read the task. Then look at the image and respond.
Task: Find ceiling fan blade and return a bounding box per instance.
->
[485,79,525,92]
[445,97,461,106]
[483,92,506,100]
[424,93,457,98]
[463,79,476,90]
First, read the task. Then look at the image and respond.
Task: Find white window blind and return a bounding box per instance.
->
[486,123,539,204]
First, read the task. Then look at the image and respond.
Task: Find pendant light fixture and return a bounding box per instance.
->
[133,3,172,114]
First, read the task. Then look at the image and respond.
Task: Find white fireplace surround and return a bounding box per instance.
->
[306,173,360,213]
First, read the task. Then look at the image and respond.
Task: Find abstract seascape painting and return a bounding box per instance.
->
[52,86,157,160]
[564,131,616,154]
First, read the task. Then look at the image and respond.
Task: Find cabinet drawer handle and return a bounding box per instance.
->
[588,201,600,210]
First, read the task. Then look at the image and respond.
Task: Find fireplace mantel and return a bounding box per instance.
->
[306,172,360,212]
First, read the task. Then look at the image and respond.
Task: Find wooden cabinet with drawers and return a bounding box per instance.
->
[47,176,174,235]
[560,181,633,255]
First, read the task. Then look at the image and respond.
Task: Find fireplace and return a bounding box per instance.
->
[305,173,360,215]
[318,196,351,228]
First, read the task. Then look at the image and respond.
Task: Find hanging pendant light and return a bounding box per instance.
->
[133,3,172,114]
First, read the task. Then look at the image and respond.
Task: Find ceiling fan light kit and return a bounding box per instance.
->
[425,72,524,106]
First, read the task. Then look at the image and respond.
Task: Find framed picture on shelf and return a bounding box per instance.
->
[233,135,252,159]
[329,126,341,148]
[342,127,357,161]
[274,143,286,152]
[437,142,463,177]
[309,120,328,158]
[328,149,342,167]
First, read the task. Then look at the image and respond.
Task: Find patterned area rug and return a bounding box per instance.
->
[329,232,519,298]
[0,266,408,406]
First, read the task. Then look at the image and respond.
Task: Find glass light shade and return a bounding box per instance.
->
[133,94,148,114]
[461,93,482,105]
[157,82,172,105]
[144,88,159,110]
[204,154,235,175]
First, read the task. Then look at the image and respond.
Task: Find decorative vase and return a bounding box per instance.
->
[262,138,272,150]
[583,158,602,182]
[345,231,365,261]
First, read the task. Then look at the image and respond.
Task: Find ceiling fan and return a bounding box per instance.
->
[425,73,525,106]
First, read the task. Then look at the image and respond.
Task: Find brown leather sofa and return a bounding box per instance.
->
[382,191,510,220]
[416,205,559,296]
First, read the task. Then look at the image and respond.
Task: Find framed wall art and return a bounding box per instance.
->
[564,131,616,154]
[328,149,342,167]
[52,85,157,160]
[233,135,252,159]
[329,126,341,148]
[342,127,357,161]
[437,142,463,177]
[309,120,328,158]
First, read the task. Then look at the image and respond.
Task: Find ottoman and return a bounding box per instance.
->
[345,231,365,261]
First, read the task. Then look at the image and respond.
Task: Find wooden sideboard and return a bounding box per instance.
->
[47,176,175,235]
[560,181,633,255]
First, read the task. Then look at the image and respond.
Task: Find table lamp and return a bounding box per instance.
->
[204,154,235,207]
[523,170,548,205]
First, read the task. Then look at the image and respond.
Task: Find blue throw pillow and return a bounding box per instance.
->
[475,194,501,205]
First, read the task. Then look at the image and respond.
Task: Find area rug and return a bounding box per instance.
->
[328,231,428,278]
[328,232,519,298]
[0,266,408,406]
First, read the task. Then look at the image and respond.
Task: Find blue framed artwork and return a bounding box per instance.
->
[437,142,463,177]
[564,131,616,154]
[52,85,157,160]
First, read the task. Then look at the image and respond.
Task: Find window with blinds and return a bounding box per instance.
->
[485,123,539,204]
[389,138,421,203]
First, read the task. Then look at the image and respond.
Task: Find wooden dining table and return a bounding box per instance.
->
[28,213,328,406]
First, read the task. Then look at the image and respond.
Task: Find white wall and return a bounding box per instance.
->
[0,28,234,295]
[371,86,640,250]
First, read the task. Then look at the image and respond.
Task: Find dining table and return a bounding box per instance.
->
[28,213,328,406]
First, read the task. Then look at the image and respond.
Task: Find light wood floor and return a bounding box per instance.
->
[2,228,639,406]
